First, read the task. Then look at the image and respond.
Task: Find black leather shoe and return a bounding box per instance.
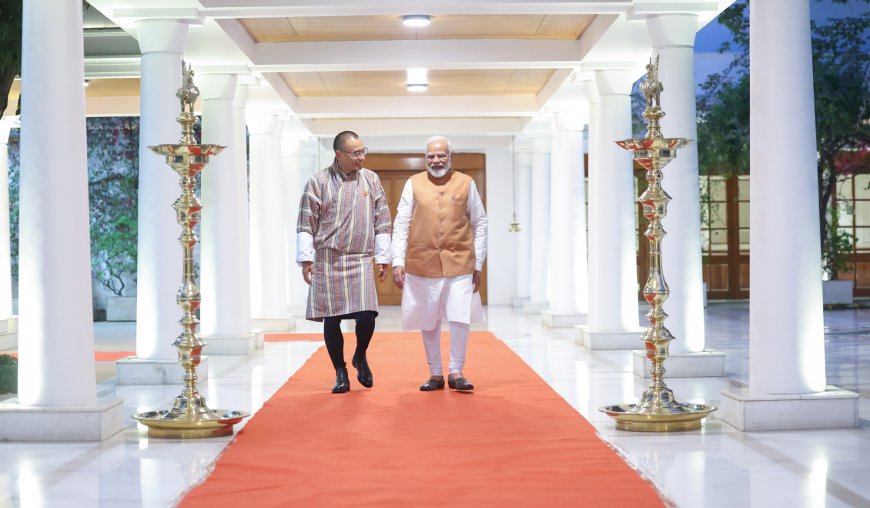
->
[419,377,445,391]
[352,354,373,388]
[448,375,474,392]
[332,367,350,393]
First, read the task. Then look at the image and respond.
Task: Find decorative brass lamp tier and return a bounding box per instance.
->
[599,56,716,432]
[132,62,249,438]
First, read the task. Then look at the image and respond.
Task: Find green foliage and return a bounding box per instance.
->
[0,354,17,394]
[88,117,139,296]
[822,206,856,279]
[697,0,870,275]
[0,0,22,120]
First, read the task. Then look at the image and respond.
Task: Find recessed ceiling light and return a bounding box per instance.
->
[406,68,428,92]
[402,15,431,28]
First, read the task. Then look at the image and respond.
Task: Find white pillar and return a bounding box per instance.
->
[0,119,18,351]
[721,0,857,430]
[116,20,204,385]
[582,80,601,339]
[542,113,588,327]
[0,0,122,440]
[281,135,301,315]
[523,137,550,314]
[631,14,725,377]
[199,74,257,354]
[134,19,188,360]
[579,69,644,349]
[249,115,291,330]
[511,142,532,308]
[285,138,316,312]
[232,83,258,344]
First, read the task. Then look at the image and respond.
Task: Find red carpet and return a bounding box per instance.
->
[179,331,664,507]
[264,332,324,342]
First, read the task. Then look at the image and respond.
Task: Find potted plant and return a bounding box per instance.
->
[822,205,856,305]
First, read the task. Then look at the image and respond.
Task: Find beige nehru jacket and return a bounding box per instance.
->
[404,171,475,277]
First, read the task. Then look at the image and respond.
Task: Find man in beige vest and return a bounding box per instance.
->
[391,136,487,392]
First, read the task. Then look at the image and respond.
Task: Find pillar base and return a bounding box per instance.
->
[576,326,646,349]
[511,296,530,309]
[0,396,124,441]
[632,349,726,378]
[542,310,587,328]
[522,301,549,315]
[0,316,18,351]
[720,385,858,431]
[252,316,294,332]
[202,332,258,355]
[116,356,210,385]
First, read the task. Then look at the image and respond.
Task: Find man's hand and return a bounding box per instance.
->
[393,266,406,289]
[377,264,389,283]
[472,270,481,293]
[302,261,314,285]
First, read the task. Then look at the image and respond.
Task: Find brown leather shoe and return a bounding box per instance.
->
[448,375,474,392]
[419,377,445,391]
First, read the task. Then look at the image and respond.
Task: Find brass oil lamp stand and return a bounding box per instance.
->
[133,62,249,438]
[599,56,716,431]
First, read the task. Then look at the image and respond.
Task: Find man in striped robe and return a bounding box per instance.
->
[296,131,392,393]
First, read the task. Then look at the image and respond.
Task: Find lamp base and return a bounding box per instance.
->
[133,409,249,439]
[599,403,716,432]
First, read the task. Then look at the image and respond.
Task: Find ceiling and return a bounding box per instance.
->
[10,1,731,150]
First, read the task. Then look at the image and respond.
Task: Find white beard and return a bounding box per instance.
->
[428,166,450,178]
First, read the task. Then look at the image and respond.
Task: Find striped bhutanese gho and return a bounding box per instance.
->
[297,162,391,321]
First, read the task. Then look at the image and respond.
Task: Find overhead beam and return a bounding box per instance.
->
[301,116,530,137]
[253,39,588,71]
[291,94,542,119]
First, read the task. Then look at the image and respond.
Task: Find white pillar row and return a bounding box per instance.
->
[511,141,533,309]
[542,113,588,327]
[116,19,204,385]
[199,74,257,354]
[248,114,292,331]
[631,14,725,377]
[0,0,123,441]
[578,69,645,349]
[721,0,857,431]
[522,136,551,314]
[0,118,18,351]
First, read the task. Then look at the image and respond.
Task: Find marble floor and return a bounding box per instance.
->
[1,301,868,507]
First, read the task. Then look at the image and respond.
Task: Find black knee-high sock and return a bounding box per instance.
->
[354,311,377,359]
[323,317,345,369]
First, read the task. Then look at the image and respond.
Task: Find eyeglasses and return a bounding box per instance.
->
[426,152,449,160]
[339,147,368,159]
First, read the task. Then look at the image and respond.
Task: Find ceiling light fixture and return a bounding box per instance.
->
[406,67,428,92]
[402,15,431,28]
[82,79,90,87]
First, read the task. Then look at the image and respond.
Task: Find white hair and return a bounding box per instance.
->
[425,136,453,153]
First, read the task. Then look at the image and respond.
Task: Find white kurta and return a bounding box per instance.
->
[392,176,488,331]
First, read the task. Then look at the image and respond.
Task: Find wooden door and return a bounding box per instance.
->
[366,153,487,305]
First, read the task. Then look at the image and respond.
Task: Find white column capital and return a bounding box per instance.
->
[199,74,238,102]
[551,111,586,134]
[646,14,698,49]
[135,19,189,55]
[233,83,250,110]
[582,79,600,104]
[594,69,636,96]
[529,136,551,154]
[247,114,280,136]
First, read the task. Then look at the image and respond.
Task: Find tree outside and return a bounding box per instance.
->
[696,0,870,280]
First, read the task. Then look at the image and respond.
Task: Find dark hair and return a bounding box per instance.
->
[333,131,359,152]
